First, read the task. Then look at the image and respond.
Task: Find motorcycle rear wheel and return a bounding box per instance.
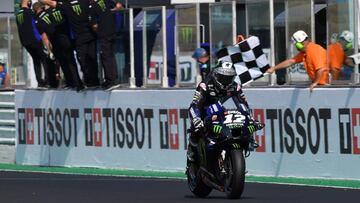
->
[224,149,245,199]
[186,160,212,198]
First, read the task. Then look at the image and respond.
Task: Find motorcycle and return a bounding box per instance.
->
[186,99,263,199]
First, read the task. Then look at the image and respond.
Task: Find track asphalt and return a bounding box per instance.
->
[0,171,359,203]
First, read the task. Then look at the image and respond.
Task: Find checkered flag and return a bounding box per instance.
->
[216,36,270,85]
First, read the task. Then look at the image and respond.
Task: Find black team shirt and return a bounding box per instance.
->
[89,0,116,38]
[15,7,42,46]
[35,7,71,42]
[56,0,95,45]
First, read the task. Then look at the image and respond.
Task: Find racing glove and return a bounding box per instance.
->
[192,117,204,132]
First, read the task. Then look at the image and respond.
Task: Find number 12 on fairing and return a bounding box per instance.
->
[223,113,246,124]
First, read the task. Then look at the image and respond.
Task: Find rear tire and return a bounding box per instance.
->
[224,150,245,199]
[186,160,212,198]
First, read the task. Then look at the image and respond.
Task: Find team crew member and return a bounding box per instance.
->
[16,0,49,88]
[328,30,355,80]
[32,2,60,88]
[40,0,100,87]
[90,0,122,90]
[33,2,84,90]
[267,30,329,91]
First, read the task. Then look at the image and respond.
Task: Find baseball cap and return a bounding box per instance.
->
[192,48,208,59]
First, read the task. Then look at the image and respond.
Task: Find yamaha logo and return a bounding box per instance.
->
[222,62,233,69]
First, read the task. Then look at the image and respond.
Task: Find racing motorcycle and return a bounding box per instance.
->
[186,99,263,199]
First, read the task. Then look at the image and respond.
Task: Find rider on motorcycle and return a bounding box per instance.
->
[187,61,264,161]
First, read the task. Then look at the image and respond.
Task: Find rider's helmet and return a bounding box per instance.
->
[212,61,237,91]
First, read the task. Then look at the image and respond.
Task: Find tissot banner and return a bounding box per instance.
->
[15,88,360,179]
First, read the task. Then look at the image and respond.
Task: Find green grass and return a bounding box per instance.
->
[1,163,359,189]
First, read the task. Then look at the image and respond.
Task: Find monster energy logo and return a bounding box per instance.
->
[248,125,256,134]
[232,143,241,149]
[52,10,63,22]
[180,26,193,43]
[42,14,51,25]
[97,0,107,12]
[213,125,222,134]
[16,12,24,24]
[72,4,82,15]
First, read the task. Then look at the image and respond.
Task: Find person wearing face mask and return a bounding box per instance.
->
[192,44,211,81]
[328,30,355,80]
[266,30,329,92]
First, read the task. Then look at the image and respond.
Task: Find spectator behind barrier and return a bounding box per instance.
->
[0,61,10,87]
[192,43,211,81]
[267,30,329,92]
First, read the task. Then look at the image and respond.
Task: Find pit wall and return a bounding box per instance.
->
[15,88,360,180]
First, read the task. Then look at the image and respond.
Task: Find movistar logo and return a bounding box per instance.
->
[16,12,24,24]
[72,4,82,15]
[52,10,63,22]
[97,0,107,12]
[181,26,194,43]
[41,14,51,25]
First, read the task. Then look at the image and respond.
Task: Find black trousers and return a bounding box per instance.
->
[99,36,118,83]
[46,58,59,88]
[24,42,49,86]
[76,40,99,86]
[52,35,83,88]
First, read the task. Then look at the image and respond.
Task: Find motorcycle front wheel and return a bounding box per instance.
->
[224,149,246,199]
[186,159,212,198]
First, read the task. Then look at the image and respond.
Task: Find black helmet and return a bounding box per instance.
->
[212,61,236,91]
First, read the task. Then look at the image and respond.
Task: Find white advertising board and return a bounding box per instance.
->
[148,54,197,84]
[15,88,360,179]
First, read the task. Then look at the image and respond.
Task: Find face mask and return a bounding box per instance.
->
[199,63,208,69]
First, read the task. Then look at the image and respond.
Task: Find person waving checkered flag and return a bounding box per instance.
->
[216,36,270,85]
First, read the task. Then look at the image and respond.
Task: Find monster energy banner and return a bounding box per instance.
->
[178,25,195,45]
